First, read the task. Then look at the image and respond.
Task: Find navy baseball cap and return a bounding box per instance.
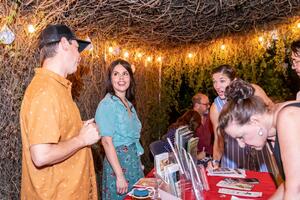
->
[39,24,90,52]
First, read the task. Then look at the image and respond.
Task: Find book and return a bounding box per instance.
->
[216,178,254,191]
[154,152,169,180]
[175,125,190,149]
[179,131,193,150]
[207,168,246,178]
[164,163,181,197]
[187,137,199,164]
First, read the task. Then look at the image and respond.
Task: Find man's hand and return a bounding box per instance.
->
[78,118,101,146]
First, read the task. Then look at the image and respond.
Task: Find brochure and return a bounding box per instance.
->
[217,178,254,191]
[218,188,262,198]
[207,168,246,178]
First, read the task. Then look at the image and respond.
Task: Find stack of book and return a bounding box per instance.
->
[150,126,210,200]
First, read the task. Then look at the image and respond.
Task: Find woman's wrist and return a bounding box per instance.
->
[212,159,220,166]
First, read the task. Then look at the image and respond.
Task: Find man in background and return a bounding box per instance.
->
[192,92,214,159]
[20,24,101,200]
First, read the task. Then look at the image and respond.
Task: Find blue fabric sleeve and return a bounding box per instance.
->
[95,101,115,137]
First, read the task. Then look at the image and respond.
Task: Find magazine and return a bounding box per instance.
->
[217,178,254,191]
[207,168,246,178]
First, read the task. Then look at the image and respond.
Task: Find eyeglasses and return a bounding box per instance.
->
[199,102,210,106]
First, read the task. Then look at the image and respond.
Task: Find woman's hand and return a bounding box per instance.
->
[116,174,128,195]
[206,160,220,170]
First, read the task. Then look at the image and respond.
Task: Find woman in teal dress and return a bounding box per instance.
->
[95,59,144,200]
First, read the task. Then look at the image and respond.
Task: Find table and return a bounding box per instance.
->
[125,169,277,200]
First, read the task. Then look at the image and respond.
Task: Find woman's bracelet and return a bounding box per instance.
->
[212,159,220,166]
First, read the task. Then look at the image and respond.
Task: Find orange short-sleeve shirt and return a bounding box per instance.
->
[20,68,97,200]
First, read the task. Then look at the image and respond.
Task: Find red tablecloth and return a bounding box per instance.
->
[125,169,276,200]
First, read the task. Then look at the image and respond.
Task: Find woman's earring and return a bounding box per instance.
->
[258,128,263,136]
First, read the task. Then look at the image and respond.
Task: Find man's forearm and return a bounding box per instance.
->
[30,135,85,167]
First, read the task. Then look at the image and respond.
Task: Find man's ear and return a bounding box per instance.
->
[59,37,69,51]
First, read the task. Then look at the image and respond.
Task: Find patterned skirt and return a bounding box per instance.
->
[102,143,144,200]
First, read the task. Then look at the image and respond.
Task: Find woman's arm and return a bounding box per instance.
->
[209,103,224,168]
[102,136,128,194]
[269,183,284,200]
[252,84,274,108]
[277,105,300,199]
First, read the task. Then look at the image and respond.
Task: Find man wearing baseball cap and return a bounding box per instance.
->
[20,24,101,199]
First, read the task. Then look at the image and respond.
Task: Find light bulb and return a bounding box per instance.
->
[27,24,35,33]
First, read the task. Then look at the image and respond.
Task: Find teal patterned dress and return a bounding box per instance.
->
[95,93,144,200]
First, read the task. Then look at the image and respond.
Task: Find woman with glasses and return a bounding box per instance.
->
[209,65,278,175]
[95,59,144,200]
[218,78,300,199]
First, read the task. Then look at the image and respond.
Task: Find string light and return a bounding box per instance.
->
[157,56,162,62]
[108,46,113,53]
[146,56,152,62]
[297,22,300,28]
[220,44,226,50]
[188,53,193,58]
[124,51,129,58]
[137,52,142,58]
[258,36,264,43]
[27,24,35,33]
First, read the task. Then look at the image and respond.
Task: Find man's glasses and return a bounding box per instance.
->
[199,102,210,106]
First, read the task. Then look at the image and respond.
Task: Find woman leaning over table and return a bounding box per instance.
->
[209,65,277,174]
[95,59,144,200]
[218,79,300,199]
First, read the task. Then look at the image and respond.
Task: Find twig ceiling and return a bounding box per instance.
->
[1,0,300,47]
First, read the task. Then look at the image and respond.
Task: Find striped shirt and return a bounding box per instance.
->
[214,96,275,172]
